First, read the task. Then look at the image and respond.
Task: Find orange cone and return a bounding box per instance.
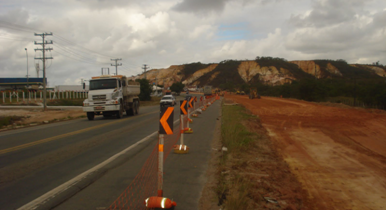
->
[145,196,177,209]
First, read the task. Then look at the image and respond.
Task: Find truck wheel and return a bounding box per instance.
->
[126,105,134,116]
[117,103,124,119]
[135,100,139,115]
[87,112,95,120]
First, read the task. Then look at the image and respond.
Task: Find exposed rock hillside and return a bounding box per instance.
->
[130,60,385,87]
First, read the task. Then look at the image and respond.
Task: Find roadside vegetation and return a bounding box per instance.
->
[216,101,309,209]
[136,78,153,101]
[170,82,185,94]
[140,96,162,106]
[217,104,257,209]
[0,116,24,129]
[47,98,84,106]
[249,77,386,109]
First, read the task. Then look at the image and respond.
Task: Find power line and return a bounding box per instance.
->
[54,48,107,65]
[53,43,110,65]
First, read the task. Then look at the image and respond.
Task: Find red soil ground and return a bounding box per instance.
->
[225,95,386,210]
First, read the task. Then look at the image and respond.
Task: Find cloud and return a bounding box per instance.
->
[172,0,230,13]
[285,0,386,63]
[75,0,137,10]
[289,0,371,27]
[0,0,385,86]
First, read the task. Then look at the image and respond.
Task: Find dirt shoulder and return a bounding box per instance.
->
[226,95,386,210]
[0,109,85,131]
[200,98,313,210]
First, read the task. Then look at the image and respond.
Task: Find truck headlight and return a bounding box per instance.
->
[83,102,89,106]
[112,92,119,99]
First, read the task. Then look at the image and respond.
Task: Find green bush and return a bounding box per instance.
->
[135,79,152,101]
[170,82,185,93]
[0,116,23,128]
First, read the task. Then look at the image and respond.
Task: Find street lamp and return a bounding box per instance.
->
[25,48,29,89]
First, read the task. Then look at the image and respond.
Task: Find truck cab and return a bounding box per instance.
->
[83,75,140,120]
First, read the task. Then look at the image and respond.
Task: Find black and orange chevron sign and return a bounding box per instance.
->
[180,100,187,115]
[159,107,174,135]
[189,97,194,108]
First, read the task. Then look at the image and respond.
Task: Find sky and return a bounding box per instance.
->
[0,0,385,86]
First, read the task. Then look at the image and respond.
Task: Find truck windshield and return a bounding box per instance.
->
[90,79,117,90]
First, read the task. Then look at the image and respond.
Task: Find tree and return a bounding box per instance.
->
[135,79,152,101]
[170,82,185,93]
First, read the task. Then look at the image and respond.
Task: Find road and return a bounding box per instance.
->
[0,97,221,210]
[226,95,386,210]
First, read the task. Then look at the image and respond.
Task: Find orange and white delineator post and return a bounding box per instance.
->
[145,106,176,209]
[158,133,164,196]
[185,108,193,134]
[174,115,190,154]
[184,98,194,133]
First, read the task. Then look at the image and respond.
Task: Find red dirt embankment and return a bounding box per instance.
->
[225,95,386,210]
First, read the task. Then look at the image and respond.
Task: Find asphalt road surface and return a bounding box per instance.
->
[0,97,220,210]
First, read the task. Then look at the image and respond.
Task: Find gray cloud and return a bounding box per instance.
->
[75,0,136,10]
[172,0,230,13]
[289,0,371,27]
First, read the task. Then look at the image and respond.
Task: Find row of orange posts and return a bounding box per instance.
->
[145,94,219,209]
[107,94,219,210]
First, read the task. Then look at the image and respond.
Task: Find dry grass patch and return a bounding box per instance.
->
[217,103,313,210]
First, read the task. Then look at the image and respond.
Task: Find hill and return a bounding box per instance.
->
[130,57,385,109]
[132,57,385,87]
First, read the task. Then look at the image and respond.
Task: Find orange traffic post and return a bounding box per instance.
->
[174,114,189,154]
[145,106,176,209]
[187,97,194,125]
[185,108,193,134]
[176,100,189,153]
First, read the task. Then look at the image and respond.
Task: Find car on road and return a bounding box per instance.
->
[160,95,176,107]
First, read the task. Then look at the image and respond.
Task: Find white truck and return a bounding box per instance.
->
[83,75,140,120]
[203,85,212,96]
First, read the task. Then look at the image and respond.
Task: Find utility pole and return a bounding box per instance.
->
[25,48,29,89]
[142,64,149,80]
[34,32,53,111]
[111,58,122,75]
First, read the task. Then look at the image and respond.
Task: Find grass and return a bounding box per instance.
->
[221,105,257,153]
[47,99,84,106]
[0,116,24,129]
[215,103,260,210]
[140,96,162,106]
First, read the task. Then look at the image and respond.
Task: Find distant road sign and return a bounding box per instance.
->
[189,97,194,108]
[180,100,187,115]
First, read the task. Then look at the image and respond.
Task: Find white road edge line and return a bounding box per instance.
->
[18,118,179,210]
